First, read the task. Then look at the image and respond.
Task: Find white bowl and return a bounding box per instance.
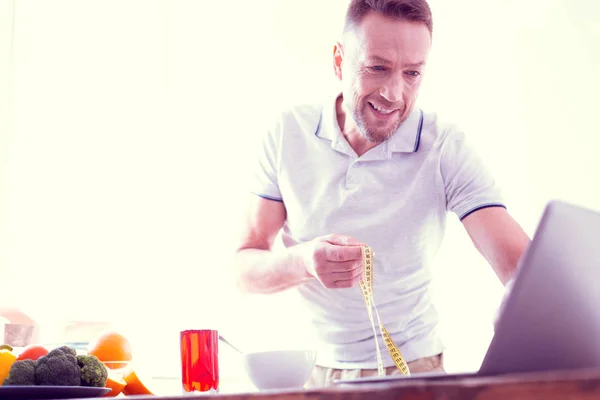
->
[242,349,317,390]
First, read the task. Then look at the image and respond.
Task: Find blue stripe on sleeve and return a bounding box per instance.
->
[459,203,506,221]
[250,191,283,202]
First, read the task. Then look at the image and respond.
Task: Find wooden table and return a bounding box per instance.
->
[103,368,600,400]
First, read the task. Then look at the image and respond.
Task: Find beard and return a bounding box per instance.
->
[350,98,405,144]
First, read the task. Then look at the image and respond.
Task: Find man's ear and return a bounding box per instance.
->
[333,42,343,80]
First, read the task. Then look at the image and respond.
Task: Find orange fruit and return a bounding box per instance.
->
[103,374,127,397]
[122,369,153,395]
[88,331,133,364]
[102,361,130,370]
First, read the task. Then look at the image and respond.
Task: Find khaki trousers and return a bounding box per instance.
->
[306,353,444,388]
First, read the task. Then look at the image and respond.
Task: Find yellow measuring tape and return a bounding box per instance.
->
[358,245,410,377]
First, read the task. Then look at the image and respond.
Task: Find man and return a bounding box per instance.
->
[233,0,531,388]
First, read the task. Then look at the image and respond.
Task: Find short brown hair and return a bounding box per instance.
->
[343,0,433,35]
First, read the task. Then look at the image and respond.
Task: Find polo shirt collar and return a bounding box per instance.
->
[387,106,424,153]
[314,94,358,157]
[315,93,424,156]
[314,94,342,143]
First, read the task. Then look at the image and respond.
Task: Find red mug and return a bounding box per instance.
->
[180,329,219,393]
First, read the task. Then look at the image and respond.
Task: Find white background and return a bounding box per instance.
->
[1,0,599,392]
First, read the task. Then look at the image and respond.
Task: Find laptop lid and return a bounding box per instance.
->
[480,200,600,375]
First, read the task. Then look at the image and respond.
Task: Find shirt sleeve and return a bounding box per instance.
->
[440,127,506,220]
[247,118,283,202]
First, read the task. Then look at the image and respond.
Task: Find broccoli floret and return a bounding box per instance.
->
[3,359,36,385]
[77,355,108,387]
[50,346,77,358]
[34,346,81,386]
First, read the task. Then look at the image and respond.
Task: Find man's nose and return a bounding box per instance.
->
[379,73,404,103]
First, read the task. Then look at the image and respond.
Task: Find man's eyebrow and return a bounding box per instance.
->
[404,61,426,68]
[365,56,425,68]
[365,55,392,65]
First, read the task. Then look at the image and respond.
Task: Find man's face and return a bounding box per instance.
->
[334,13,432,144]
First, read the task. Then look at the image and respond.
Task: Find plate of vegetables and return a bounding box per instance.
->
[0,345,111,399]
[0,385,110,399]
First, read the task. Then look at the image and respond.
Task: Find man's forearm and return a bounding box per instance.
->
[234,248,313,294]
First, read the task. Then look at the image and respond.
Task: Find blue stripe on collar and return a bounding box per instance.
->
[413,110,424,152]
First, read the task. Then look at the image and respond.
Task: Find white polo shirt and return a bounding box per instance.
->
[248,92,506,370]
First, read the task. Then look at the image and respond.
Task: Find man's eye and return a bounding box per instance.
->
[406,70,421,77]
[369,66,386,72]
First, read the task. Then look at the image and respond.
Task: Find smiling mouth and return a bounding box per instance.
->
[369,102,398,116]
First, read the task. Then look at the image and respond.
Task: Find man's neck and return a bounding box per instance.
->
[335,96,378,157]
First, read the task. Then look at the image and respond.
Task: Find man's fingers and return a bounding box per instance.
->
[320,263,364,289]
[323,234,366,247]
[321,242,364,263]
[310,234,372,290]
[323,259,363,273]
[330,265,363,281]
[330,271,364,289]
[313,259,362,275]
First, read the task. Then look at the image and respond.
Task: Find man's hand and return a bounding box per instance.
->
[301,234,366,289]
[234,195,369,294]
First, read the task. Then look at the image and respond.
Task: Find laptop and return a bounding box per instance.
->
[335,199,600,385]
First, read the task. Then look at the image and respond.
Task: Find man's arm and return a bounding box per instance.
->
[461,206,531,285]
[233,195,366,294]
[233,195,312,294]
